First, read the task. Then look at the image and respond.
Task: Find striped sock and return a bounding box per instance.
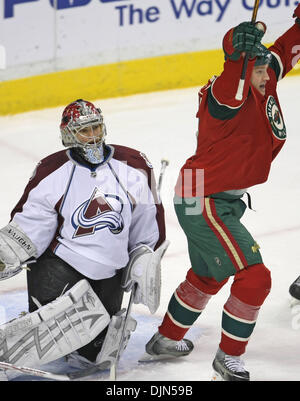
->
[219,263,271,355]
[220,294,260,356]
[159,275,214,340]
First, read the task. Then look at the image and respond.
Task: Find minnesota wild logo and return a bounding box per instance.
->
[266,96,286,140]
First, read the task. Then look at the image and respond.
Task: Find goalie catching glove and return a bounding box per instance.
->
[122,240,170,314]
[0,222,37,280]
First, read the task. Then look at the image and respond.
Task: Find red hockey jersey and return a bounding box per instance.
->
[175,23,300,198]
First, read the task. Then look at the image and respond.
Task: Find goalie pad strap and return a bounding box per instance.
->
[0,279,110,367]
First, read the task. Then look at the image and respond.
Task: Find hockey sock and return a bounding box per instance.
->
[159,268,228,340]
[220,263,271,356]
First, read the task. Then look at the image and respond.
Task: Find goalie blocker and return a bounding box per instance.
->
[122,240,170,314]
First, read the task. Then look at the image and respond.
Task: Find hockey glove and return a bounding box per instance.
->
[223,21,266,61]
[293,4,300,26]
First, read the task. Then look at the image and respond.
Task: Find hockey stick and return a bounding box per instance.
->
[108,158,169,379]
[0,360,108,381]
[235,0,261,100]
[0,361,70,381]
[157,158,169,197]
[109,158,170,380]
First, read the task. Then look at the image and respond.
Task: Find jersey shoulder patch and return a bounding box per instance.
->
[265,96,286,141]
[110,144,153,170]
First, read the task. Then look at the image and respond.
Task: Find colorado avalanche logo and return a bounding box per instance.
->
[71,188,124,238]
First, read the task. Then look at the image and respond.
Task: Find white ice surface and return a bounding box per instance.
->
[0,77,300,381]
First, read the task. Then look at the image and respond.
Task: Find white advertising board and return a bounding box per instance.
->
[0,0,298,81]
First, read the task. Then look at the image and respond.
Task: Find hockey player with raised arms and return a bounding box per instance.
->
[142,6,300,381]
[0,99,167,379]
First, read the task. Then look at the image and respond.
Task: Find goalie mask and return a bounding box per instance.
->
[60,99,107,164]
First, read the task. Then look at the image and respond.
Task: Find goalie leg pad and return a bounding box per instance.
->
[122,240,170,314]
[95,308,137,368]
[0,279,110,367]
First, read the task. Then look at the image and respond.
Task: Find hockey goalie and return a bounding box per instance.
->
[0,99,167,380]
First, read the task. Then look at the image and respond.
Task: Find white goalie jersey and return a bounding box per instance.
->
[10,145,165,280]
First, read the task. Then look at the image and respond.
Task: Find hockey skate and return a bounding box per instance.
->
[139,331,194,362]
[66,352,102,371]
[212,348,250,381]
[289,276,300,306]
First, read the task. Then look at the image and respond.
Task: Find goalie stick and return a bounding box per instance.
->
[108,157,170,380]
[0,360,108,381]
[109,283,137,381]
[157,158,169,197]
[104,156,170,380]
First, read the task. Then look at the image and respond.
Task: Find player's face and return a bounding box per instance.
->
[75,124,104,145]
[251,64,270,96]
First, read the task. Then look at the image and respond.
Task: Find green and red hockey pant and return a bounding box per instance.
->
[158,195,272,356]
